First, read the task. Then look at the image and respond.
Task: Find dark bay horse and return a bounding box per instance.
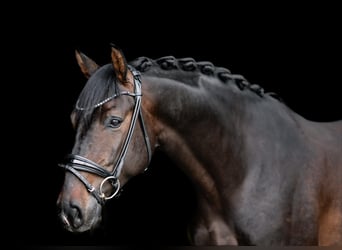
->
[57,45,342,246]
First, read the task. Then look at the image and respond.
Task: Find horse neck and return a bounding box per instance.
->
[141,73,248,206]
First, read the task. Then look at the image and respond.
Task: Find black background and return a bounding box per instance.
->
[7,3,341,248]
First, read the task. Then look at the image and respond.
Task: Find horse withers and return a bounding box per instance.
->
[57,45,342,246]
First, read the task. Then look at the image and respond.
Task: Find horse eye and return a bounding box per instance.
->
[108,117,122,128]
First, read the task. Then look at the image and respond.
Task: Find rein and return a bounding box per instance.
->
[59,67,152,205]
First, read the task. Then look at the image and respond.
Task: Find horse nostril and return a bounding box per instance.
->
[59,201,84,230]
[69,202,83,229]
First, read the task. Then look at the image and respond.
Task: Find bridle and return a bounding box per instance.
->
[59,66,152,205]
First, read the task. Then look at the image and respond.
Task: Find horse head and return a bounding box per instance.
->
[57,45,153,232]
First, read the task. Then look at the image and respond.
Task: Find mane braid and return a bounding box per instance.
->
[130,56,280,100]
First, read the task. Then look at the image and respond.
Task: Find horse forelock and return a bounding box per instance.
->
[129,56,276,100]
[74,64,119,130]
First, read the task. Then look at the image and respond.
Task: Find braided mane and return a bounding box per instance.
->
[129,56,280,99]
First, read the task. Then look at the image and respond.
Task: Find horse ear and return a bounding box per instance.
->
[110,44,132,86]
[75,50,100,78]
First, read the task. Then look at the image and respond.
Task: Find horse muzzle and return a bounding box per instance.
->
[57,195,102,233]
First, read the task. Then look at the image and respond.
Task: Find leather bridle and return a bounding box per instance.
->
[59,66,152,205]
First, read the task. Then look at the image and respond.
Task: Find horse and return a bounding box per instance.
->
[56,44,342,246]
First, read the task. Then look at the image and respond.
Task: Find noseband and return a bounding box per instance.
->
[59,67,152,205]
